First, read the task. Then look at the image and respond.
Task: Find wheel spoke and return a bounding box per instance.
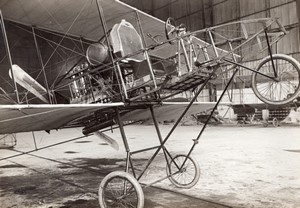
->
[252,55,300,105]
[167,154,200,188]
[99,171,144,208]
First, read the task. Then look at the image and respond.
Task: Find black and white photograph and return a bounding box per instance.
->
[0,0,300,207]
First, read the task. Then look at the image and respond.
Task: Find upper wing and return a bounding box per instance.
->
[0,0,235,60]
[121,102,219,122]
[0,103,123,134]
[0,0,164,43]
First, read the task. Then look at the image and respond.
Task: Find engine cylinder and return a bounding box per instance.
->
[86,42,109,66]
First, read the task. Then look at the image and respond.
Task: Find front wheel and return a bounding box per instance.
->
[98,171,144,208]
[166,154,201,189]
[251,54,300,105]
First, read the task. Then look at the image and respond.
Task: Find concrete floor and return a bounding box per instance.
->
[0,124,300,208]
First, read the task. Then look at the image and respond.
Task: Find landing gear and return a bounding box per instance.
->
[167,154,201,189]
[98,171,144,208]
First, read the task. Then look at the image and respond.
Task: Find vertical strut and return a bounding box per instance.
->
[0,10,20,103]
[95,0,124,101]
[149,105,175,176]
[32,132,38,150]
[115,108,132,173]
[264,29,277,78]
[149,106,172,157]
[208,30,219,58]
[135,11,157,89]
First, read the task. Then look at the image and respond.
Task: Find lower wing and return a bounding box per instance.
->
[121,102,221,122]
[0,103,123,134]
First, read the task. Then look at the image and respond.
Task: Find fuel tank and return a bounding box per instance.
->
[86,42,109,66]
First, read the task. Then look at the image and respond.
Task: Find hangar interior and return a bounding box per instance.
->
[0,1,300,208]
[1,0,299,122]
[121,0,300,122]
[124,0,300,118]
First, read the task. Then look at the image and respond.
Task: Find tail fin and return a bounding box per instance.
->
[9,65,49,103]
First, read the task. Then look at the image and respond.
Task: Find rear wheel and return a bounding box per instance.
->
[251,54,300,105]
[98,171,144,208]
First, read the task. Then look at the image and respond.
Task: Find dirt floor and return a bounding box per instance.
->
[0,124,300,208]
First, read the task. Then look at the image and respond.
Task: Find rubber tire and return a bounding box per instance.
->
[272,118,279,127]
[166,154,201,189]
[98,171,144,208]
[251,54,300,105]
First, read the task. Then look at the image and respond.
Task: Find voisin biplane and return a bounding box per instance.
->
[0,0,300,207]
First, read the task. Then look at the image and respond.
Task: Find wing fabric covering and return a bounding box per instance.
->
[121,102,217,122]
[0,0,235,60]
[0,103,123,134]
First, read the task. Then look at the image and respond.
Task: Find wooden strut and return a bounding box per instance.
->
[0,10,20,103]
[95,0,125,102]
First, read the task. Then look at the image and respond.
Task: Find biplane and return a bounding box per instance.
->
[1,0,300,207]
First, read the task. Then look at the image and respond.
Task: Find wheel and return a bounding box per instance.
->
[165,17,177,44]
[251,54,300,105]
[166,154,201,189]
[98,171,144,208]
[272,117,279,127]
[263,122,268,127]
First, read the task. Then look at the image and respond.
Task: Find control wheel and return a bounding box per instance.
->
[165,17,177,44]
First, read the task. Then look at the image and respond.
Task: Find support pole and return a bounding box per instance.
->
[297,0,300,43]
[149,105,175,176]
[95,0,124,101]
[264,29,277,78]
[135,10,157,88]
[32,26,52,103]
[115,108,132,174]
[0,10,20,103]
[208,30,219,58]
